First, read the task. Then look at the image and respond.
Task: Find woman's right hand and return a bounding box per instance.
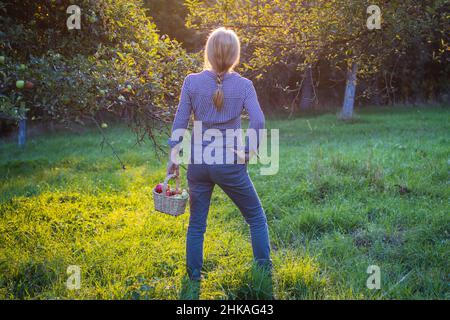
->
[167,147,180,176]
[167,160,179,176]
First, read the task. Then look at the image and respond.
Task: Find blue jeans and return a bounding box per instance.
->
[186,163,271,280]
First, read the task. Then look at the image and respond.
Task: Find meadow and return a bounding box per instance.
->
[0,106,448,300]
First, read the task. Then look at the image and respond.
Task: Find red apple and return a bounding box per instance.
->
[24,81,34,89]
[154,183,163,194]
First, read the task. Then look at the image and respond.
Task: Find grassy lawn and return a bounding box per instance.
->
[0,106,449,299]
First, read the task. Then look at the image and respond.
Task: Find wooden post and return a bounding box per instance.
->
[342,62,358,119]
[18,118,26,147]
[300,66,314,111]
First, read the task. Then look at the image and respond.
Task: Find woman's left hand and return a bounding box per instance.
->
[233,149,250,164]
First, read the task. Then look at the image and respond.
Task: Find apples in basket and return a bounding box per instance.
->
[152,173,188,216]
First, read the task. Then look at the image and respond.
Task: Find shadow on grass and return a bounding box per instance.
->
[229,264,274,300]
[179,264,274,300]
[6,259,60,299]
[179,275,201,300]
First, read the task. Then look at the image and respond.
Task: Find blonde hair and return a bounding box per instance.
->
[204,27,241,111]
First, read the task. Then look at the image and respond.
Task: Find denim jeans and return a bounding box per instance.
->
[186,163,271,280]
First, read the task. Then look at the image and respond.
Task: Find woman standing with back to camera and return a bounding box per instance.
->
[167,27,271,281]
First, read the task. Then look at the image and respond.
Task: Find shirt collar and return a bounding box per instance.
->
[204,69,237,80]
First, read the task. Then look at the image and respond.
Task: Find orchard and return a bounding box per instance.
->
[0,0,448,303]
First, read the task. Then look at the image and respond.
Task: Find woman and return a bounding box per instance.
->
[167,27,271,281]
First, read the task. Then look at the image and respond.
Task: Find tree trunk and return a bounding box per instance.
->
[341,62,358,119]
[300,66,314,111]
[18,119,26,147]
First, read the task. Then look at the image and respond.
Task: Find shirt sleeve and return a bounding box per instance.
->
[168,76,192,149]
[243,81,265,154]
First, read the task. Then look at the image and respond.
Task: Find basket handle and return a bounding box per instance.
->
[163,173,180,194]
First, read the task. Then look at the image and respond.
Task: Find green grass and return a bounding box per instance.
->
[0,106,449,299]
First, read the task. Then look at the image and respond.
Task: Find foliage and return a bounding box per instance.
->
[0,107,448,299]
[0,0,200,141]
[185,0,449,109]
[143,0,205,52]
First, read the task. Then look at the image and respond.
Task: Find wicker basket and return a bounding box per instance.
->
[152,174,188,216]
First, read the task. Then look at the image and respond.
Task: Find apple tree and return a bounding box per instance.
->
[185,0,449,117]
[0,0,201,146]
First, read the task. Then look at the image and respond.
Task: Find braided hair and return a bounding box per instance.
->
[204,27,241,111]
[213,73,225,111]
